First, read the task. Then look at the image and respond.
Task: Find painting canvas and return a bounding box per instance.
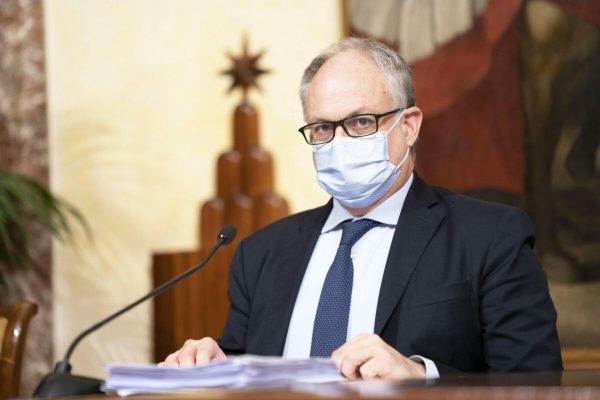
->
[344,0,600,348]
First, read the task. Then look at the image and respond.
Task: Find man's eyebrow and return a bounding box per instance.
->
[309,107,371,123]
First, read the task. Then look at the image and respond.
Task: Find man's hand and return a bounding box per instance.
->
[159,337,226,367]
[332,333,425,381]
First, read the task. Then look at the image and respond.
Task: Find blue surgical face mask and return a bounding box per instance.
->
[313,111,410,209]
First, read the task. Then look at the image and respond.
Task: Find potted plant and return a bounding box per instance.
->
[0,170,86,290]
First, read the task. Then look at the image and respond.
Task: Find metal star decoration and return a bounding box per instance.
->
[221,36,270,102]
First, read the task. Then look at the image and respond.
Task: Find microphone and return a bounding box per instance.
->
[217,224,236,245]
[34,224,237,397]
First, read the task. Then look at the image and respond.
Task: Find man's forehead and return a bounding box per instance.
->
[305,50,392,121]
[317,49,379,77]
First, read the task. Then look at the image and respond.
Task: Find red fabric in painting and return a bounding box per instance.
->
[409,0,524,194]
[415,25,524,194]
[411,0,521,116]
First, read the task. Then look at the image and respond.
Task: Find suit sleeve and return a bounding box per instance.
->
[217,241,249,355]
[478,207,562,371]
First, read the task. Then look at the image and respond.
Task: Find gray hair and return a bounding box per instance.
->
[299,37,415,115]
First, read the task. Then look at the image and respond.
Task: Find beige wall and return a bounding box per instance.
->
[44,0,340,378]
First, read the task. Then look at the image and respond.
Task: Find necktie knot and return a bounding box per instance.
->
[339,219,380,247]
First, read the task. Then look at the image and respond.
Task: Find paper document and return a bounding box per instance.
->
[105,355,343,395]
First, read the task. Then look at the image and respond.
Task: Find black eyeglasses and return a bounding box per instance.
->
[298,107,405,145]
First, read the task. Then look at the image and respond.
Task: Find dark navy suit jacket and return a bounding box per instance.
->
[218,175,563,374]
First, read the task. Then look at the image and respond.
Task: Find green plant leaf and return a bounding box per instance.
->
[0,170,89,273]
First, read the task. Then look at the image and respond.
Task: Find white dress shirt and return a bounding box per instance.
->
[282,173,439,379]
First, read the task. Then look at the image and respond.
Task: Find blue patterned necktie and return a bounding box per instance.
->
[310,218,380,357]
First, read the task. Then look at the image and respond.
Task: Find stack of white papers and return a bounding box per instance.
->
[105,355,343,395]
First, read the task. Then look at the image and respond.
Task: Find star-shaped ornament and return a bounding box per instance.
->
[222,36,270,102]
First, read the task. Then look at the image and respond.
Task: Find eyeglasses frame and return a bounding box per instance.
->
[297,107,407,145]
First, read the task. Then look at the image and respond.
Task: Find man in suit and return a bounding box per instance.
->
[162,38,562,379]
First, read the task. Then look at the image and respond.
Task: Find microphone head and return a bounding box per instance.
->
[217,224,237,245]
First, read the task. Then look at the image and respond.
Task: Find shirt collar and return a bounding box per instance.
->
[321,173,414,233]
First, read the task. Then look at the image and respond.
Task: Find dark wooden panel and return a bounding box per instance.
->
[152,253,175,362]
[152,251,200,362]
[186,250,206,342]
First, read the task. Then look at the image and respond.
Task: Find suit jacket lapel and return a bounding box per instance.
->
[375,175,445,334]
[260,200,332,355]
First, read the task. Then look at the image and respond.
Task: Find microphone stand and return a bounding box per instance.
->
[34,225,237,397]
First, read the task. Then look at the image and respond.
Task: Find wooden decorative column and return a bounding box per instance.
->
[153,38,288,362]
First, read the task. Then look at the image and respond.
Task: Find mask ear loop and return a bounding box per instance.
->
[385,109,410,172]
[394,147,411,172]
[384,110,405,138]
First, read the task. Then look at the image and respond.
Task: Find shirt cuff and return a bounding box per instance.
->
[409,355,440,379]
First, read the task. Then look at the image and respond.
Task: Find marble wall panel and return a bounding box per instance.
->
[0,0,51,395]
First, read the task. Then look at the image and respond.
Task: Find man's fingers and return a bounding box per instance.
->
[358,358,381,380]
[333,334,418,381]
[163,350,181,367]
[337,345,375,380]
[195,346,215,365]
[178,342,198,367]
[331,347,346,369]
[194,337,226,364]
[161,337,226,368]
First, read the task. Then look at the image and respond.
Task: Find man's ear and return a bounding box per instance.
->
[403,106,423,147]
